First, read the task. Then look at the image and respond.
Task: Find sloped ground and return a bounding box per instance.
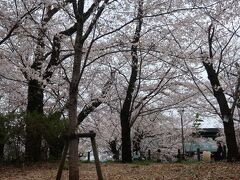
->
[0,161,240,179]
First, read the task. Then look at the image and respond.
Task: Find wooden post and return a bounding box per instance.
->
[148,149,151,160]
[56,131,103,180]
[56,139,69,180]
[90,131,103,180]
[87,151,91,162]
[197,148,200,161]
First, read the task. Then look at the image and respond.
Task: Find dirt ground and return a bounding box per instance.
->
[1,161,240,180]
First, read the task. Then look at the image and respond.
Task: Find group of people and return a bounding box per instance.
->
[214,141,226,161]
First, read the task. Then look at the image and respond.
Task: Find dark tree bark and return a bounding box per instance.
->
[25,80,44,162]
[0,144,4,161]
[0,115,5,162]
[120,111,132,162]
[25,11,45,160]
[25,5,62,162]
[202,24,239,161]
[120,0,143,163]
[203,61,239,161]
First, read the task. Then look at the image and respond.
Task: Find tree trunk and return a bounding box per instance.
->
[68,84,80,180]
[0,143,4,162]
[203,62,239,161]
[66,1,110,178]
[120,0,143,163]
[25,10,45,161]
[202,24,239,161]
[120,111,132,162]
[223,117,239,160]
[68,19,84,179]
[25,79,44,162]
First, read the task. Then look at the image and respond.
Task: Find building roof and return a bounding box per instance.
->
[198,128,220,139]
[186,128,220,152]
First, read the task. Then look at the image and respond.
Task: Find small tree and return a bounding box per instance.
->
[0,112,25,163]
[43,112,67,160]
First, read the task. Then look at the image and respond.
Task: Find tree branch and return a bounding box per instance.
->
[77,70,116,125]
[0,4,41,45]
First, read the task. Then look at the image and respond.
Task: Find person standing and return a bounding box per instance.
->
[214,142,223,161]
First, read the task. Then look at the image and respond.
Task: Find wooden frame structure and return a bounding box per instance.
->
[56,131,103,180]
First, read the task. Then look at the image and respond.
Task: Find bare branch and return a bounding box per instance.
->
[0,4,41,45]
